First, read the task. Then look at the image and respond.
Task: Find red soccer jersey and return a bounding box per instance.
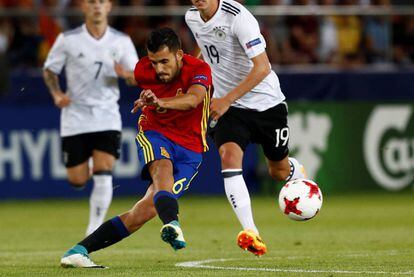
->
[134,54,212,153]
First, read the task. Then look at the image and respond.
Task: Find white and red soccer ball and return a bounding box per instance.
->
[278,178,323,221]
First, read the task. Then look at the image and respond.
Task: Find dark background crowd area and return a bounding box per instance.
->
[0,0,414,83]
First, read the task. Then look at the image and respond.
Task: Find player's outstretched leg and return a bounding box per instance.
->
[61,186,157,268]
[237,229,267,256]
[154,191,186,250]
[61,216,130,268]
[222,169,266,256]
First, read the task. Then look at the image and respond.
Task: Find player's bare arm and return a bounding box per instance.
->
[131,86,207,113]
[210,52,271,121]
[114,62,137,86]
[43,68,71,108]
[194,45,203,60]
[157,84,207,110]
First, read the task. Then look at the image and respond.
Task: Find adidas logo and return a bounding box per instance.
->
[77,52,85,58]
[230,194,237,208]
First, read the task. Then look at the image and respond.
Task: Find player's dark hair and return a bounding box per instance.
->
[146,27,182,53]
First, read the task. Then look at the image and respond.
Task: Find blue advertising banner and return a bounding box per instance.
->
[2,69,413,199]
[0,103,258,199]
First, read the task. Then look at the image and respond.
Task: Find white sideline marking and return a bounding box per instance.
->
[175,258,414,275]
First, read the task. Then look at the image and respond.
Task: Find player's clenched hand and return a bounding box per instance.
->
[141,90,158,105]
[53,91,71,108]
[130,98,145,113]
[131,89,160,113]
[141,89,164,108]
[210,97,231,121]
[131,90,149,113]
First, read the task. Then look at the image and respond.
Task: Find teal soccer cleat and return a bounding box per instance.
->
[160,220,186,250]
[60,245,106,268]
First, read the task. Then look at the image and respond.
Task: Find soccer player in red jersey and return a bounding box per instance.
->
[60,28,212,268]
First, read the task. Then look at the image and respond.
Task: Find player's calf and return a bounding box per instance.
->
[267,157,306,181]
[268,166,290,181]
[86,171,114,236]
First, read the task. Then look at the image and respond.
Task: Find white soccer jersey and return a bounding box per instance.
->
[185,0,285,111]
[44,24,138,137]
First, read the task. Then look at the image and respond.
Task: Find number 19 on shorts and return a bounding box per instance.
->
[275,127,289,147]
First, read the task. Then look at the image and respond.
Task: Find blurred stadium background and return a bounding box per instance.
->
[0,0,413,198]
[1,1,414,275]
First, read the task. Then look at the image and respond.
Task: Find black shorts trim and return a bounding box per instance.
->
[209,102,289,161]
[62,130,121,168]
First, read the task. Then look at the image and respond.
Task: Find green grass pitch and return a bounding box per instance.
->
[0,192,413,276]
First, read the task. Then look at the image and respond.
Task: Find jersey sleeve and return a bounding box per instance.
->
[190,62,212,90]
[232,10,266,59]
[185,11,197,39]
[119,36,139,71]
[43,33,67,74]
[184,11,190,26]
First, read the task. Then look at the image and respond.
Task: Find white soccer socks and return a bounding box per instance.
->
[223,169,259,234]
[86,173,113,236]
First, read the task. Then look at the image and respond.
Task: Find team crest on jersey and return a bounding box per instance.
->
[213,26,226,41]
[160,147,170,159]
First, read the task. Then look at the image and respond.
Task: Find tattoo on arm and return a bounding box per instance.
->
[43,69,61,94]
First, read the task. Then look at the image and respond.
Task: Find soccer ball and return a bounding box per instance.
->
[278,178,323,221]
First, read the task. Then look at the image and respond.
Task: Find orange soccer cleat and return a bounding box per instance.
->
[237,230,267,256]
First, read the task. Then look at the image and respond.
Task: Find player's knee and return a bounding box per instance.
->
[67,175,88,189]
[268,166,290,181]
[220,150,241,169]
